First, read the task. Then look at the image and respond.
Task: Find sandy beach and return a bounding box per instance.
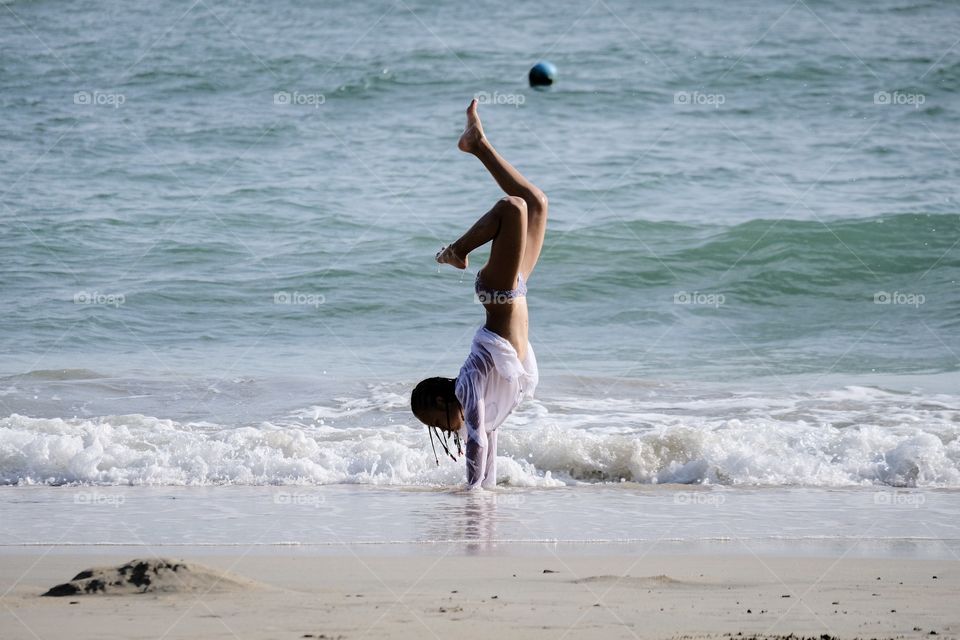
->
[2,549,956,639]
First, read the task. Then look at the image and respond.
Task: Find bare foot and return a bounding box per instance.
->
[436,244,468,270]
[457,99,486,154]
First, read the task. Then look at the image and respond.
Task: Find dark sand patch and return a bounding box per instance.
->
[42,558,260,597]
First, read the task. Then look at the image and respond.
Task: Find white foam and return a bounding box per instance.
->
[1,385,958,487]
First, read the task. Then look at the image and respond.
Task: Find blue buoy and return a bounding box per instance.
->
[528,60,557,87]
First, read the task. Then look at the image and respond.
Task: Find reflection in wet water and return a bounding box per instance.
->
[417,491,511,553]
[2,485,959,561]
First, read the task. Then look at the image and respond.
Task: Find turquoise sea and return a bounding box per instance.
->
[1,0,958,496]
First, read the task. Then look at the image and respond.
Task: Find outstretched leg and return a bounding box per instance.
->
[458,99,549,279]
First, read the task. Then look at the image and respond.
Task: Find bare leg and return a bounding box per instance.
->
[458,99,549,278]
[440,196,527,291]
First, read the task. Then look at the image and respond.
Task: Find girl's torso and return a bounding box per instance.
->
[483,302,528,361]
[457,330,538,438]
[476,269,529,360]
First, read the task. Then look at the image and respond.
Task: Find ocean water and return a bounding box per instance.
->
[2,0,959,500]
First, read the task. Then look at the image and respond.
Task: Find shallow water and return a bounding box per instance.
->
[2,485,959,559]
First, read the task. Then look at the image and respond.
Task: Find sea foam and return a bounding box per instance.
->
[1,385,957,487]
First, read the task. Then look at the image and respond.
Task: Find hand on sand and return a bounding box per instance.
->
[436,244,468,270]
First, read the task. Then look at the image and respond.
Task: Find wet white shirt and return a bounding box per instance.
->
[455,326,539,489]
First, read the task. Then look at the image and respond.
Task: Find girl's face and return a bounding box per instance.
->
[416,401,464,432]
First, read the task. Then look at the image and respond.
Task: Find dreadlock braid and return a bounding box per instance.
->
[411,377,464,466]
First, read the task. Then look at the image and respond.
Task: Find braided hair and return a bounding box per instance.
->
[411,377,464,465]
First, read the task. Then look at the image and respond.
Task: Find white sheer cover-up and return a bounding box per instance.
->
[455,326,539,489]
